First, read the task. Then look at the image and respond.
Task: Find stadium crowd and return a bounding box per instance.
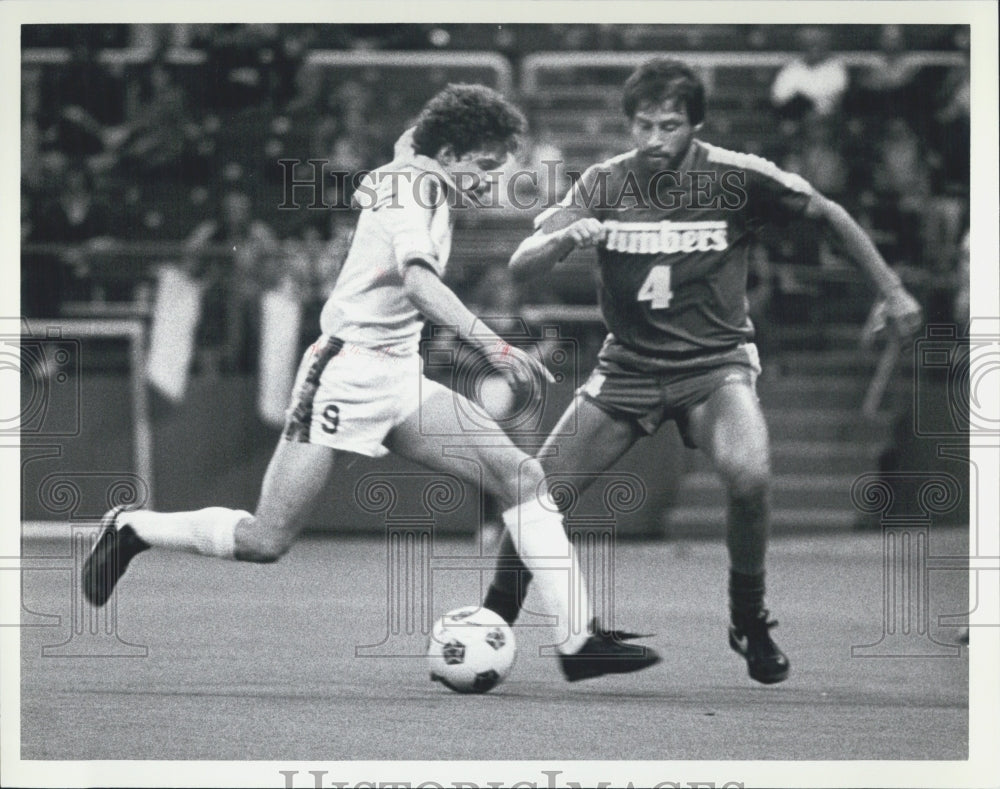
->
[21,24,970,373]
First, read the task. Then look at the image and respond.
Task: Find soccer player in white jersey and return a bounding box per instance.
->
[479,59,924,684]
[83,84,660,682]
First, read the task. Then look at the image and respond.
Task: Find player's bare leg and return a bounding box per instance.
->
[82,439,337,605]
[483,394,643,627]
[687,381,789,684]
[384,388,592,650]
[235,439,339,561]
[385,388,660,681]
[687,382,770,575]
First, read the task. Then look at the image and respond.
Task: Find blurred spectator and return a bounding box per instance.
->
[128,24,193,53]
[310,80,383,189]
[195,24,282,111]
[778,115,849,275]
[770,27,848,121]
[852,25,922,124]
[284,210,354,313]
[39,33,126,156]
[781,115,848,201]
[184,189,280,372]
[22,67,45,192]
[329,108,378,173]
[20,191,64,317]
[934,57,970,128]
[929,40,970,197]
[511,122,568,211]
[111,61,195,177]
[32,165,116,246]
[869,117,934,266]
[872,118,934,197]
[283,59,325,118]
[25,165,119,312]
[269,27,317,109]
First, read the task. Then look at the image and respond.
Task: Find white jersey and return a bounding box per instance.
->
[320,153,456,355]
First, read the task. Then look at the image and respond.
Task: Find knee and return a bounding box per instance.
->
[495,457,547,511]
[238,539,290,564]
[240,547,285,564]
[718,455,770,501]
[234,521,293,564]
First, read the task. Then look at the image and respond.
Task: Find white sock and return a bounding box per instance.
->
[121,507,248,559]
[502,494,591,654]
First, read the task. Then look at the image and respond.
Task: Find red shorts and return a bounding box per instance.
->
[578,337,762,448]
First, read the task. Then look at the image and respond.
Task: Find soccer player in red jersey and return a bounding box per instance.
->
[482,58,923,684]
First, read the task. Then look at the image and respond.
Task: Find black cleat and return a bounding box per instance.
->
[560,631,662,682]
[729,609,790,684]
[82,506,150,607]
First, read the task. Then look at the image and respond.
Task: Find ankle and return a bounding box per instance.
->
[729,569,765,623]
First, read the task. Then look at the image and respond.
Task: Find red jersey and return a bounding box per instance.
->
[535,140,815,362]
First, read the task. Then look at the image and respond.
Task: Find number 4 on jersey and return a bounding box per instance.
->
[637,265,674,309]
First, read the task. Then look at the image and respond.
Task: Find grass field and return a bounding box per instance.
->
[20,528,969,764]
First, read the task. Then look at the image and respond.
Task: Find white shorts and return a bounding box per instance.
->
[283,335,450,457]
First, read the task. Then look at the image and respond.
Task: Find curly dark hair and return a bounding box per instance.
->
[622,58,706,125]
[411,83,526,158]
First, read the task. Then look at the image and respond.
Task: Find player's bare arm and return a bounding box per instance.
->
[509,217,606,281]
[804,192,924,337]
[401,259,555,388]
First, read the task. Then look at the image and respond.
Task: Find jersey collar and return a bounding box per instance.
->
[626,139,702,174]
[409,154,459,194]
[387,126,459,193]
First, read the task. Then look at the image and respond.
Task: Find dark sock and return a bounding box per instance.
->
[729,569,765,624]
[482,530,533,625]
[483,567,533,626]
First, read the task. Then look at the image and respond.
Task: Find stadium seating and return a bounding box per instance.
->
[21,29,969,535]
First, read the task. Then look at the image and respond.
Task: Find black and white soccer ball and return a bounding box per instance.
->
[427,606,516,694]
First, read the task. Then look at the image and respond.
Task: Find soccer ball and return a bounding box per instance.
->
[427,606,516,694]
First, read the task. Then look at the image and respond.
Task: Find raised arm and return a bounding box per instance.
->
[509,218,606,282]
[804,192,923,336]
[511,163,606,282]
[402,260,554,387]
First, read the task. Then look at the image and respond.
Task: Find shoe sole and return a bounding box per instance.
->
[563,649,663,682]
[82,524,118,607]
[82,506,138,607]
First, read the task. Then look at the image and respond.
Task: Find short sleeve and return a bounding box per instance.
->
[743,157,816,226]
[378,172,448,277]
[704,144,816,227]
[534,164,601,233]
